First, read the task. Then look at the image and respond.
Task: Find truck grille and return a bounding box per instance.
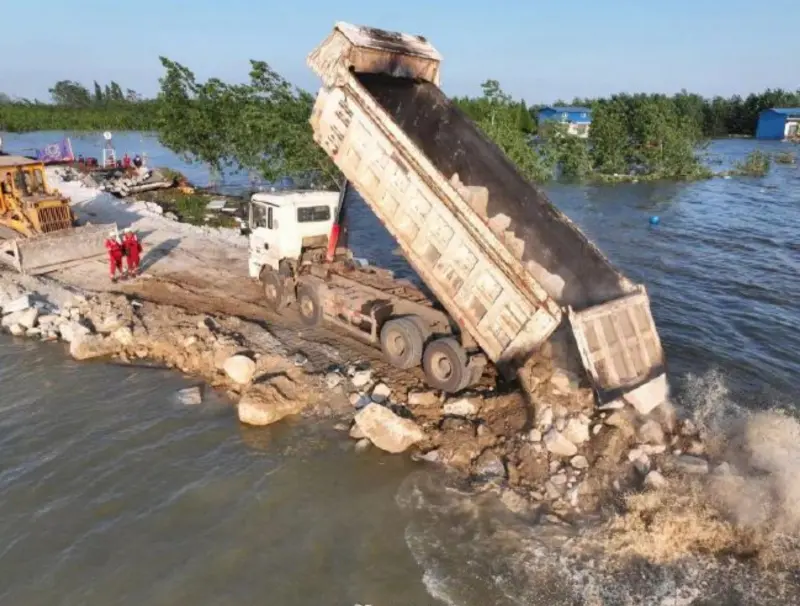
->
[37,205,73,233]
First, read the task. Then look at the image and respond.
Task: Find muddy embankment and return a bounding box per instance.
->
[1,264,715,521]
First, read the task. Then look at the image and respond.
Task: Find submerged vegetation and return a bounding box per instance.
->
[2,65,798,185]
[732,150,772,177]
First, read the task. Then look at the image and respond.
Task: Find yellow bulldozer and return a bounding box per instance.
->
[0,156,114,275]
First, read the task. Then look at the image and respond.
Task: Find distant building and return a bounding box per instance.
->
[537,106,592,138]
[755,108,800,140]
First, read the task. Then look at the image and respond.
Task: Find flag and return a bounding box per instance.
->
[34,137,74,164]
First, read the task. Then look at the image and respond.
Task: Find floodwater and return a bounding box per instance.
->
[1,132,799,604]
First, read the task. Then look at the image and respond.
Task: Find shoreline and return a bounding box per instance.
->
[0,167,716,521]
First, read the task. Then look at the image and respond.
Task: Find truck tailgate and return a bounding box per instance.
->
[568,288,667,407]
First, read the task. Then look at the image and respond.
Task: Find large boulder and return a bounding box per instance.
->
[2,294,32,315]
[354,403,424,454]
[59,320,91,343]
[70,334,120,360]
[237,376,308,426]
[2,308,38,329]
[223,354,257,384]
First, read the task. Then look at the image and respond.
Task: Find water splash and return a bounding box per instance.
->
[400,370,800,606]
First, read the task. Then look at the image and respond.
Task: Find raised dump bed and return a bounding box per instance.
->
[306,23,668,408]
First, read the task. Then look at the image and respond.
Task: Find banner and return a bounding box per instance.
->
[34,137,74,164]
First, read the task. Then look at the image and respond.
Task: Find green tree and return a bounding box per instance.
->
[49,80,92,107]
[93,81,104,105]
[517,99,535,133]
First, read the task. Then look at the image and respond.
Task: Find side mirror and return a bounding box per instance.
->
[240,226,251,236]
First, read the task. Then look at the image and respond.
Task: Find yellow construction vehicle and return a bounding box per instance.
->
[0,156,114,275]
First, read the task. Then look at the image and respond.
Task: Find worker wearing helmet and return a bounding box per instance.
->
[104,229,124,282]
[122,227,143,277]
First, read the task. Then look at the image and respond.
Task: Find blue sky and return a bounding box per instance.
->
[1,0,797,103]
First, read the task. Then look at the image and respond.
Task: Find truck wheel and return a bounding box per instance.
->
[380,317,425,369]
[261,269,284,311]
[422,337,471,393]
[297,282,323,327]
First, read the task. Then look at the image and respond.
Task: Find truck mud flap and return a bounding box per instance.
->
[1,223,116,276]
[568,287,668,409]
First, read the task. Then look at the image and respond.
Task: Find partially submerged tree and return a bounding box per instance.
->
[156,57,339,188]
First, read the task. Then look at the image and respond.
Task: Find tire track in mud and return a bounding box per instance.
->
[119,271,430,390]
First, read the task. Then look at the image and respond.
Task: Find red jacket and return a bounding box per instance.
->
[105,238,123,258]
[123,232,142,255]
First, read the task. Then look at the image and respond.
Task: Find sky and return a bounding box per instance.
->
[1,0,798,103]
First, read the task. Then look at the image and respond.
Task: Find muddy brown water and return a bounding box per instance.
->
[1,133,799,604]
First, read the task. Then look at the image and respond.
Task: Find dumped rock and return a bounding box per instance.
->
[59,320,91,344]
[570,455,589,469]
[407,390,439,407]
[473,449,506,479]
[353,403,424,454]
[112,326,135,346]
[644,470,668,488]
[544,429,578,457]
[349,393,371,409]
[223,354,257,384]
[325,372,343,389]
[2,308,38,329]
[371,382,391,403]
[237,376,308,426]
[562,417,590,445]
[2,294,32,315]
[670,454,710,475]
[70,334,120,361]
[550,369,580,393]
[350,369,372,388]
[354,438,371,453]
[176,386,203,406]
[8,323,25,336]
[638,419,666,445]
[443,397,479,417]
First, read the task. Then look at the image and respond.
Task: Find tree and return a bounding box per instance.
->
[155,57,339,188]
[49,80,92,107]
[517,99,535,133]
[93,81,104,104]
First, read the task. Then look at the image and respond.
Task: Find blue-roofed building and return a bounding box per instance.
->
[755,108,800,140]
[537,106,592,138]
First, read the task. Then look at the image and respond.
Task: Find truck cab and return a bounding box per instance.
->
[247,190,340,279]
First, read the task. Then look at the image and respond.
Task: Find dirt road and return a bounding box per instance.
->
[49,168,432,389]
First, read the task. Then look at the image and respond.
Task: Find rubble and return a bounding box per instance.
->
[58,166,175,198]
[0,269,716,519]
[353,403,425,454]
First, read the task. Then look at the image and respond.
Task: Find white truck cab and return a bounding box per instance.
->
[247,190,340,279]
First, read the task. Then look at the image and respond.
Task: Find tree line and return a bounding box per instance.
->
[0,65,796,184]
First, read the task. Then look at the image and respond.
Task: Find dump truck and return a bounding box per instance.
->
[250,23,669,410]
[0,156,113,275]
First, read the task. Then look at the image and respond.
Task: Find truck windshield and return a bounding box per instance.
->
[251,204,267,228]
[297,205,331,223]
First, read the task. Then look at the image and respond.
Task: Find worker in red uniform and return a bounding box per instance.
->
[105,229,124,282]
[122,227,143,277]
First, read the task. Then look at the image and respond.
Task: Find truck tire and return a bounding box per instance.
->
[422,337,471,393]
[261,269,284,311]
[297,282,323,327]
[380,317,425,369]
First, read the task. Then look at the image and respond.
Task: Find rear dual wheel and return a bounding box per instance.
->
[380,316,428,369]
[422,337,475,394]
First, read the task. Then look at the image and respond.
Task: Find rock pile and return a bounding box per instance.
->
[0,270,712,520]
[58,166,175,198]
[0,274,325,425]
